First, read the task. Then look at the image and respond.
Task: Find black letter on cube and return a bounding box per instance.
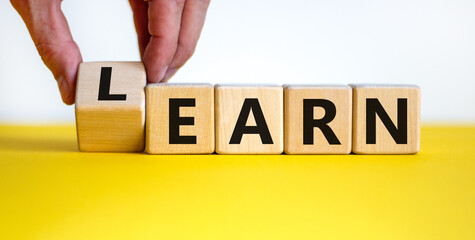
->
[303,99,341,145]
[169,98,197,144]
[98,67,127,101]
[229,98,273,144]
[366,98,407,144]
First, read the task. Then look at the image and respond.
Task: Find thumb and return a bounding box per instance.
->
[11,0,82,105]
[37,41,82,105]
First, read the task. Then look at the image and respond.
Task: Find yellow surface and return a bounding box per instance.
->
[1,125,474,240]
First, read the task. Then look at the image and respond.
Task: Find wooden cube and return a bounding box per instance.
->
[284,85,352,154]
[146,83,214,154]
[75,62,146,152]
[215,85,283,154]
[352,84,420,154]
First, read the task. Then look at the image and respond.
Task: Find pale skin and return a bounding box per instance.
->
[11,0,210,105]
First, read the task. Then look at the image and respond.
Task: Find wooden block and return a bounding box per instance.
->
[146,83,214,154]
[215,84,283,154]
[352,84,421,154]
[75,62,146,152]
[284,85,352,154]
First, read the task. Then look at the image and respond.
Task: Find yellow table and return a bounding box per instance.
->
[1,125,474,239]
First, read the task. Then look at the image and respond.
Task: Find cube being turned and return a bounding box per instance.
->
[146,84,215,154]
[215,85,283,154]
[284,85,352,154]
[352,84,420,154]
[75,62,146,152]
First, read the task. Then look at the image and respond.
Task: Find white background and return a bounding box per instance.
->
[1,0,474,123]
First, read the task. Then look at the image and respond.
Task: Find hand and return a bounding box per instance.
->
[130,0,210,84]
[11,0,210,105]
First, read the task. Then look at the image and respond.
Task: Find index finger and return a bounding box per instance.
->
[143,0,185,83]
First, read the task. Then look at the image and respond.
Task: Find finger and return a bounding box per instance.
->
[163,0,210,81]
[143,0,185,83]
[129,0,150,58]
[11,0,82,105]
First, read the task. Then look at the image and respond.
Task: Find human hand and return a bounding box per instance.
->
[129,0,210,84]
[11,0,210,105]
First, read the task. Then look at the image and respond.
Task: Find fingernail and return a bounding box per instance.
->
[158,65,168,82]
[57,76,70,100]
[163,68,178,82]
